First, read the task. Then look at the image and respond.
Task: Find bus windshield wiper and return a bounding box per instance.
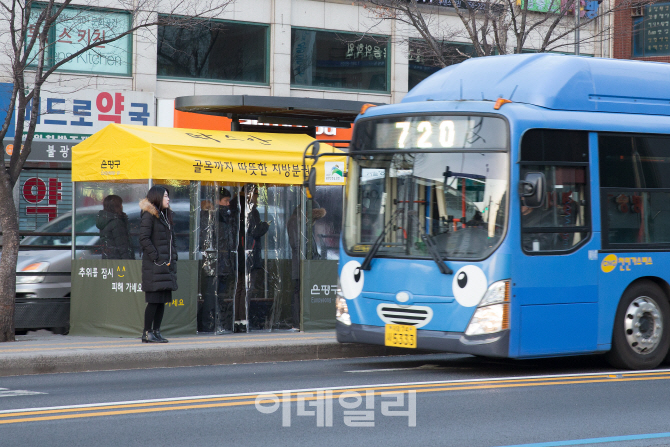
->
[361,208,404,271]
[407,210,452,275]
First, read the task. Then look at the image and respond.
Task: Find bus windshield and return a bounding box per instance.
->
[344,115,509,260]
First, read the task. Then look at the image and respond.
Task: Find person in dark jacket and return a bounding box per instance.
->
[216,188,238,279]
[216,188,239,330]
[233,184,270,332]
[96,195,135,260]
[139,186,177,343]
[246,186,270,272]
[287,202,326,331]
[198,188,238,332]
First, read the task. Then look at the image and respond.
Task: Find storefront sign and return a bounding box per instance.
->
[171,107,354,140]
[417,0,505,13]
[22,176,63,221]
[29,7,131,75]
[17,169,72,231]
[643,3,670,55]
[0,83,14,138]
[20,89,155,140]
[4,139,75,162]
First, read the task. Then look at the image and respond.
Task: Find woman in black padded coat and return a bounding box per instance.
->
[138,186,177,343]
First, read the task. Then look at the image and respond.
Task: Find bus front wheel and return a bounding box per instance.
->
[606,282,670,370]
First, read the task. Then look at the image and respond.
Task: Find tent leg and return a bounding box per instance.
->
[231,114,241,132]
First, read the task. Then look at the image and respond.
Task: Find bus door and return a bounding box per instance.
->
[513,130,599,357]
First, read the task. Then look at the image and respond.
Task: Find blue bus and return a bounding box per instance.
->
[308,54,670,370]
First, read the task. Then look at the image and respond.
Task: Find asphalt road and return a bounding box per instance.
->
[2,353,670,447]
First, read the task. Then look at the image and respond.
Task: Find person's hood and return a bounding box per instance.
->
[96,210,124,230]
[312,208,326,220]
[139,198,160,218]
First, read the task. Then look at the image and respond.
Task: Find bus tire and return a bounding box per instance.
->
[606,282,670,370]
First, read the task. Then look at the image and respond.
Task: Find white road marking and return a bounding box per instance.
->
[346,364,442,373]
[0,388,46,398]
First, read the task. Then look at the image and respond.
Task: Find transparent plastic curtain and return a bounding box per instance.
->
[74,181,150,260]
[245,184,301,331]
[196,183,322,333]
[195,183,241,333]
[311,186,344,261]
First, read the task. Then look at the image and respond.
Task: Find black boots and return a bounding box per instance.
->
[142,330,169,343]
[153,330,169,343]
[142,330,159,343]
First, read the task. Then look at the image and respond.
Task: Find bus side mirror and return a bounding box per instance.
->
[305,167,317,199]
[311,141,320,157]
[519,172,545,208]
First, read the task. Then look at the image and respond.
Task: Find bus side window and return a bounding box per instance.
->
[600,134,670,247]
[519,129,590,254]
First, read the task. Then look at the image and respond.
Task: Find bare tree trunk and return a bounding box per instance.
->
[0,171,18,342]
[0,0,232,342]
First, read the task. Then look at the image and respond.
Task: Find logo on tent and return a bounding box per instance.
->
[324,162,344,183]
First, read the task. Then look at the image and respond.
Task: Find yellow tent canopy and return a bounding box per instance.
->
[71,124,347,185]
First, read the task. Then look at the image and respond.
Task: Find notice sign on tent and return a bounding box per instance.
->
[72,124,347,185]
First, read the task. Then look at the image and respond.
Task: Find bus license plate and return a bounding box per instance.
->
[385,324,417,348]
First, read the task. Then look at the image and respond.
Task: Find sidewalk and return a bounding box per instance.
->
[0,330,427,377]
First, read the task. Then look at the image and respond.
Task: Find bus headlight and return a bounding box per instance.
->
[465,280,509,336]
[335,287,351,325]
[16,262,50,284]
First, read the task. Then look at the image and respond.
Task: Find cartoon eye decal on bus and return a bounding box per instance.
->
[340,260,364,299]
[452,265,488,307]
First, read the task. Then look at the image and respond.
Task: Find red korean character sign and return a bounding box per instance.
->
[22,177,63,221]
[97,92,125,123]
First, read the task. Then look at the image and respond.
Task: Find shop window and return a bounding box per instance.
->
[158,19,268,83]
[632,3,670,57]
[408,40,476,91]
[28,6,132,75]
[600,133,670,247]
[291,28,389,92]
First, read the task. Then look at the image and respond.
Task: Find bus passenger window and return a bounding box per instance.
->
[600,133,670,247]
[520,129,590,254]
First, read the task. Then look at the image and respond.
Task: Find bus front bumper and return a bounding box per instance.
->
[336,322,509,358]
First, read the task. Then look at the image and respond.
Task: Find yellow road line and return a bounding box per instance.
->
[0,374,617,418]
[2,372,670,424]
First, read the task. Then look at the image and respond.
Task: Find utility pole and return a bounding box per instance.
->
[575,0,581,55]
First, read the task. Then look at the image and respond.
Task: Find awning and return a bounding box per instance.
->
[71,124,346,185]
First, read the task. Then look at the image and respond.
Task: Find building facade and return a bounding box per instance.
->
[613,0,670,62]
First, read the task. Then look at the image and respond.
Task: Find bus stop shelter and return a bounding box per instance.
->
[69,123,346,337]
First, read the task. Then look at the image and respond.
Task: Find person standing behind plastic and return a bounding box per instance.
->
[217,187,238,296]
[139,186,177,343]
[233,184,270,332]
[96,194,135,260]
[287,201,326,331]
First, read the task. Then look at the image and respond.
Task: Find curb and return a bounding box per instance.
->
[0,342,431,377]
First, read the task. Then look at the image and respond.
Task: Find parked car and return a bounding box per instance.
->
[13,202,190,334]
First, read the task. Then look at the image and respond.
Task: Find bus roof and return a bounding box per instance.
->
[403,54,670,117]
